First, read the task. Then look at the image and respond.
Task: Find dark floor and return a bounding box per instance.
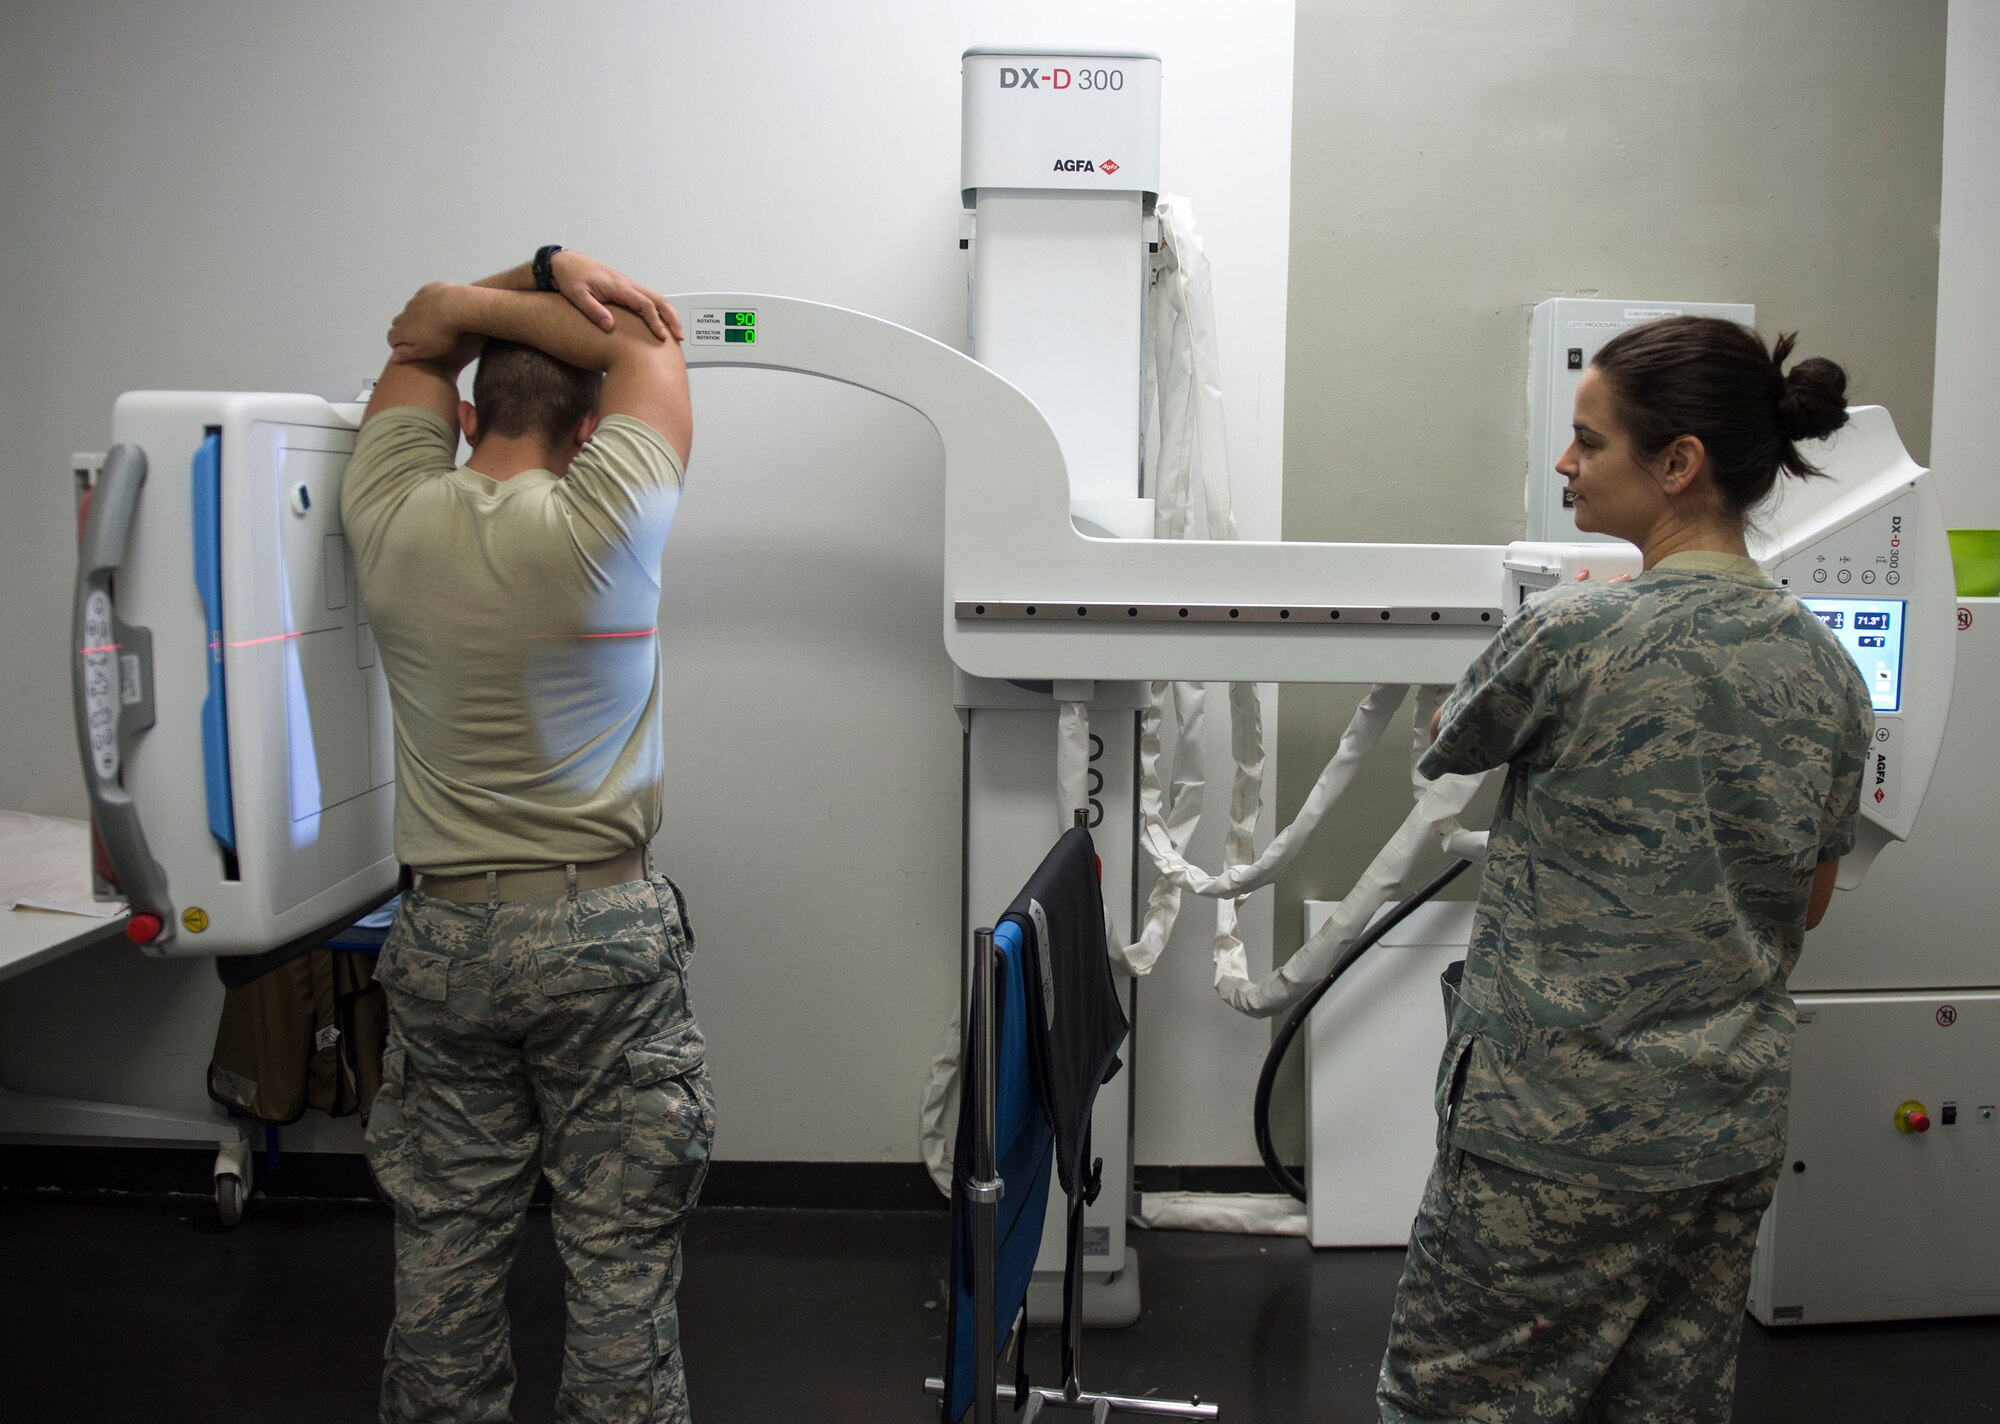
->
[3,1192,1997,1422]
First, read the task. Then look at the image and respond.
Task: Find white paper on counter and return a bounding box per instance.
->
[0,811,125,917]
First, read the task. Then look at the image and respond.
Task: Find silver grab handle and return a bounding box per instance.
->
[71,442,172,944]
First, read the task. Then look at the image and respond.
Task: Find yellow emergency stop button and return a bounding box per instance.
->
[1895,1100,1931,1134]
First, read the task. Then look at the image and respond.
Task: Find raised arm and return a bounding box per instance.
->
[471,249,683,341]
[362,250,683,432]
[386,283,691,465]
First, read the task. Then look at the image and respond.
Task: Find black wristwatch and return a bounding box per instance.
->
[532,244,564,292]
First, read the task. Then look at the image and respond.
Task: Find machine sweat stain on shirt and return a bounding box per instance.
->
[340,407,684,874]
[1419,552,1873,1190]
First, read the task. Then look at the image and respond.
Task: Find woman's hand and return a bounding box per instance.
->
[550,251,683,342]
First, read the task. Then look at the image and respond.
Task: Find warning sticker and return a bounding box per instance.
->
[181,907,209,934]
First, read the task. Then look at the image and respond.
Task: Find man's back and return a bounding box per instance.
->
[343,406,684,873]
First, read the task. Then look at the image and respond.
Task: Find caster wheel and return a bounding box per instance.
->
[216,1172,246,1229]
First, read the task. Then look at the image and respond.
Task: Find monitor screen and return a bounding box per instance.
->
[1801,598,1905,713]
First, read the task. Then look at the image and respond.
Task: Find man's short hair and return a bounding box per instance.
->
[470,339,602,448]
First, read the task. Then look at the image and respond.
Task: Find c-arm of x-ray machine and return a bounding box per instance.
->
[77,289,1950,956]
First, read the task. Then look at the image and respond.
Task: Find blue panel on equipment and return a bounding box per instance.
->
[192,432,236,854]
[943,918,1055,1423]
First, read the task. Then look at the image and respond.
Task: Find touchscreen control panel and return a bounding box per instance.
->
[1801,598,1906,712]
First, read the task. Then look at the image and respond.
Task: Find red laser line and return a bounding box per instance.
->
[527,628,659,640]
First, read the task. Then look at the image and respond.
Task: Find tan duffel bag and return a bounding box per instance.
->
[208,944,387,1125]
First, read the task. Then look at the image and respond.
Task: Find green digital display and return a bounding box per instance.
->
[726,311,756,328]
[724,329,757,344]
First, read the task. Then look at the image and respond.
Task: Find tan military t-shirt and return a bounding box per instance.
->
[340,407,684,873]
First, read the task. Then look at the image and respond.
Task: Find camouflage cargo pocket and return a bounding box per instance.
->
[621,1019,716,1229]
[364,1042,411,1206]
[537,936,670,998]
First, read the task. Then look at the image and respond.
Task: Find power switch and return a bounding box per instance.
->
[1942,1103,1958,1126]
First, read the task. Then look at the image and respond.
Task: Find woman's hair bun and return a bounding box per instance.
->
[1773,331,1849,447]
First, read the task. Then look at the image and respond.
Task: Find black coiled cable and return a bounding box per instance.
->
[1254,857,1475,1202]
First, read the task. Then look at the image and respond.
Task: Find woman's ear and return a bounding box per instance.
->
[1657,433,1707,497]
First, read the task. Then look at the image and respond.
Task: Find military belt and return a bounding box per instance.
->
[413,847,651,905]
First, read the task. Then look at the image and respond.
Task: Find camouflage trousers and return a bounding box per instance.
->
[1377,1148,1782,1424]
[365,871,716,1424]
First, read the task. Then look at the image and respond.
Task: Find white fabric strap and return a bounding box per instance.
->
[1207,679,1266,978]
[1148,195,1236,543]
[1213,690,1487,1017]
[1111,680,1210,975]
[1057,701,1092,832]
[1138,683,1409,900]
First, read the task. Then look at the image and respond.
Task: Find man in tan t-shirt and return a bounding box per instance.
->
[342,249,708,1424]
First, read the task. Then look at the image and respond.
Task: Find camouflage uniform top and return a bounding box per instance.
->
[1418,551,1874,1190]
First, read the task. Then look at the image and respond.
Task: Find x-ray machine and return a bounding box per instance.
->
[63,47,1971,1330]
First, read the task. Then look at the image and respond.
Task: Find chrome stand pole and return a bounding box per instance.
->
[968,926,1004,1424]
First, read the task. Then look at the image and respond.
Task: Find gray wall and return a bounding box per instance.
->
[1271,0,1948,1156]
[0,1,1297,1167]
[1935,0,2000,529]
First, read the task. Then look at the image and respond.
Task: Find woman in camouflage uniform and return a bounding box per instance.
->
[1377,317,1875,1423]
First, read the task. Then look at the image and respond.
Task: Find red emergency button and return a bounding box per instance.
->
[125,913,164,946]
[1895,1100,1931,1134]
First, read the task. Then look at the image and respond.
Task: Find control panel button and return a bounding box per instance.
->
[1896,1100,1931,1134]
[124,913,163,946]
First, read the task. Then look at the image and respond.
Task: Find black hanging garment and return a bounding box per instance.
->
[1001,826,1129,1202]
[1004,826,1129,1391]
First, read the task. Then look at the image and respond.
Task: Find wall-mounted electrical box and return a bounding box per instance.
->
[1527,297,1757,542]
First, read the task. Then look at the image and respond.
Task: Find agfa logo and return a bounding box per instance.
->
[1050,158,1121,175]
